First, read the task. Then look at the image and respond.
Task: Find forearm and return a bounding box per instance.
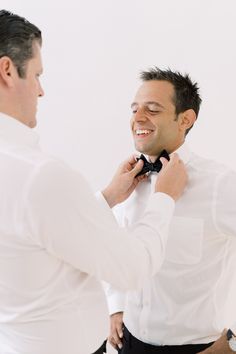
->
[101,187,117,208]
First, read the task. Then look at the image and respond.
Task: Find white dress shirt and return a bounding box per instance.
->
[0,113,175,354]
[106,143,236,345]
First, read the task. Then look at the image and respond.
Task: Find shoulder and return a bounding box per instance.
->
[189,152,235,177]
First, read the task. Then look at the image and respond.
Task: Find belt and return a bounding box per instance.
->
[120,326,214,354]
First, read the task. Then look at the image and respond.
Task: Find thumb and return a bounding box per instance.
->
[118,329,123,338]
[129,159,144,177]
[160,157,169,169]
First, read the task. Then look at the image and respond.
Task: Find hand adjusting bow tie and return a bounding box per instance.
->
[136,150,170,177]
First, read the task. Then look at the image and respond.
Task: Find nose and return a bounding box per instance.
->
[38,82,44,97]
[133,107,147,122]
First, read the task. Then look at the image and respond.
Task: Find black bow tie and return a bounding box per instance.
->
[136,150,170,177]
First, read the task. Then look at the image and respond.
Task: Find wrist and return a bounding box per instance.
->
[101,187,117,208]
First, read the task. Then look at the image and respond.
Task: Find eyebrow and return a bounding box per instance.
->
[131,101,165,109]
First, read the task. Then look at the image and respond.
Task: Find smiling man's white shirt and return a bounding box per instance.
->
[0,112,176,354]
[106,142,236,345]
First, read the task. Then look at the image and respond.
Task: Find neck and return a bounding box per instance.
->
[148,140,185,162]
[0,98,18,122]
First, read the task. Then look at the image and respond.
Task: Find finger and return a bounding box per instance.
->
[122,154,140,172]
[109,329,123,349]
[117,324,124,338]
[160,157,169,169]
[108,336,119,350]
[126,154,140,166]
[109,335,122,349]
[129,159,144,177]
[169,153,180,163]
[137,174,148,182]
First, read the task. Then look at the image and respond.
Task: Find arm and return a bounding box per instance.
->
[213,168,236,238]
[102,281,125,349]
[23,154,186,291]
[198,169,236,354]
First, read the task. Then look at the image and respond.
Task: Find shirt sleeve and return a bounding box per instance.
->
[23,159,175,291]
[213,169,236,238]
[102,281,126,314]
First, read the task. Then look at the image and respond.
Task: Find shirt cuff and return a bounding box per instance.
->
[95,191,110,209]
[95,191,119,226]
[103,282,126,315]
[108,293,126,315]
[145,192,175,227]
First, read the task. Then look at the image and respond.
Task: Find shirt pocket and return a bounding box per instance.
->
[165,216,204,264]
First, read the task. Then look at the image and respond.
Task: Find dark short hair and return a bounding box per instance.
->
[140,67,202,135]
[0,9,42,78]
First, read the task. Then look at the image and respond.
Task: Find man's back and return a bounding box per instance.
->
[0,113,109,353]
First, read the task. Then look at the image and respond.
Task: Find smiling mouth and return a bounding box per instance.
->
[135,129,153,137]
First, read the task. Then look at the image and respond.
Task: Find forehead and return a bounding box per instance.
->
[26,41,43,71]
[133,80,175,107]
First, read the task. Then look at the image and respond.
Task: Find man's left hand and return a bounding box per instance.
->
[197,329,233,354]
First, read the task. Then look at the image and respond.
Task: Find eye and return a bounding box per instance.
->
[148,109,160,114]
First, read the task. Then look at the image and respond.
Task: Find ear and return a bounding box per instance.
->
[178,109,196,133]
[0,56,17,87]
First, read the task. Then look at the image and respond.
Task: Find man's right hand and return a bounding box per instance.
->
[108,312,124,350]
[155,153,188,201]
[102,155,147,208]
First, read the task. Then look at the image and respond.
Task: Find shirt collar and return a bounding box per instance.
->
[145,141,191,165]
[172,141,191,165]
[0,112,40,148]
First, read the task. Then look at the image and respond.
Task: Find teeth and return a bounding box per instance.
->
[136,129,151,135]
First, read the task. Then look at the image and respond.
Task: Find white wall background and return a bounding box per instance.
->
[1,1,235,352]
[1,0,236,192]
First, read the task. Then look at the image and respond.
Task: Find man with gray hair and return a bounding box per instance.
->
[0,11,187,354]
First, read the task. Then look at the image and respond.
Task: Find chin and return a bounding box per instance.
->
[28,119,37,128]
[134,142,146,153]
[136,145,163,158]
[135,144,152,155]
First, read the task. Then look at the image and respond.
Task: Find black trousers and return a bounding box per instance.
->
[118,327,214,354]
[92,340,107,354]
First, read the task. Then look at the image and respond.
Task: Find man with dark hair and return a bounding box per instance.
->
[0,11,188,354]
[139,68,201,135]
[107,68,236,354]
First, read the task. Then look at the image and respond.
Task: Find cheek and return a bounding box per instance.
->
[151,120,160,132]
[130,117,134,130]
[160,123,178,140]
